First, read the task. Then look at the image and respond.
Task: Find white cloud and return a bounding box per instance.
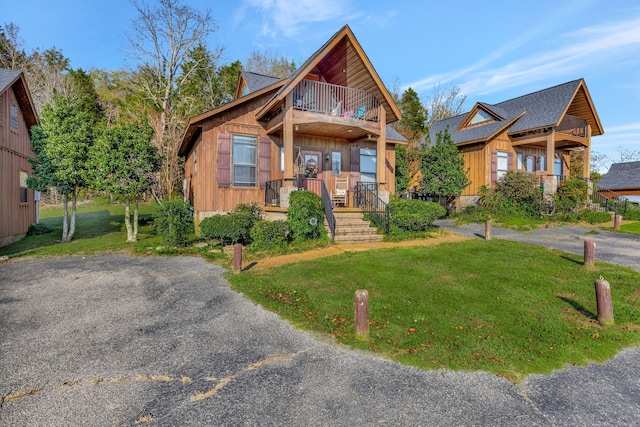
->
[405,14,640,97]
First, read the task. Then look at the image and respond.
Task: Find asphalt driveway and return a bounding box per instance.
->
[1,254,639,426]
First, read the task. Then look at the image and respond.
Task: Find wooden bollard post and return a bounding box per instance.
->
[233,243,243,272]
[584,240,595,265]
[594,277,614,325]
[354,289,369,341]
[485,220,492,240]
[614,214,622,230]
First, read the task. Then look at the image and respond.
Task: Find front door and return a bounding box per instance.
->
[301,150,323,195]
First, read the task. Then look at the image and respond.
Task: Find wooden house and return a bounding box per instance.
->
[178,25,407,227]
[430,79,604,207]
[597,161,640,197]
[0,69,38,247]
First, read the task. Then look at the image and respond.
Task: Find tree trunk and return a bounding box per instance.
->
[124,197,135,242]
[67,192,77,242]
[61,193,69,242]
[133,199,139,241]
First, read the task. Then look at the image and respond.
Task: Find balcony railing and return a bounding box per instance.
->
[292,79,381,122]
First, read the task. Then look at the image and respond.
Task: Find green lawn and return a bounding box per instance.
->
[618,221,640,236]
[230,240,640,381]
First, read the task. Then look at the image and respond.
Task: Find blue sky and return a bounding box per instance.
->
[2,0,639,172]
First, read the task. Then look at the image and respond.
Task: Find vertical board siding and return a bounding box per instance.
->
[258,137,271,188]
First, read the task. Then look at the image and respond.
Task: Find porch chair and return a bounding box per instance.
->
[331,178,349,207]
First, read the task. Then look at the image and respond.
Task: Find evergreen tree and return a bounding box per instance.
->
[420,129,470,208]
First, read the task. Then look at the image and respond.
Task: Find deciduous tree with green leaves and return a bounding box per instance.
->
[28,96,96,242]
[420,129,470,209]
[89,119,161,242]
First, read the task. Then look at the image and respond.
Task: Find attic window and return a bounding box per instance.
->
[241,84,249,96]
[467,109,494,127]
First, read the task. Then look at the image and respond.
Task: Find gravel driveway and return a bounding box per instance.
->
[1,254,639,426]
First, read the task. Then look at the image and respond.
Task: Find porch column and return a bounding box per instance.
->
[583,124,592,178]
[377,106,386,190]
[546,129,555,175]
[283,92,294,178]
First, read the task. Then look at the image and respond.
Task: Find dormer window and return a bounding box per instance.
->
[241,84,249,96]
[468,109,494,126]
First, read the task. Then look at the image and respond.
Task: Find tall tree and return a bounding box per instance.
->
[0,22,27,70]
[28,96,97,242]
[90,119,161,241]
[127,0,218,199]
[397,87,427,143]
[244,50,296,78]
[420,129,470,208]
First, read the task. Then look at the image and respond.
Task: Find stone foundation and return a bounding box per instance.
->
[457,195,480,211]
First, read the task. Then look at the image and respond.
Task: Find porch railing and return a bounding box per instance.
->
[355,182,389,237]
[320,180,335,243]
[292,79,381,122]
[589,179,629,214]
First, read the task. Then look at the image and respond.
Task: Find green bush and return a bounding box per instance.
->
[496,170,543,204]
[200,212,254,245]
[250,220,289,250]
[287,190,326,242]
[389,199,446,231]
[555,178,588,212]
[621,206,640,221]
[154,199,194,247]
[578,210,612,224]
[233,201,263,222]
[27,222,54,236]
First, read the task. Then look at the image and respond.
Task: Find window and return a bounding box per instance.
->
[331,151,342,174]
[468,109,493,126]
[537,155,546,172]
[10,102,18,130]
[193,149,197,173]
[497,151,508,179]
[360,148,376,183]
[280,146,285,172]
[525,156,535,172]
[241,84,249,96]
[19,171,28,203]
[232,135,257,187]
[517,153,523,170]
[554,158,562,176]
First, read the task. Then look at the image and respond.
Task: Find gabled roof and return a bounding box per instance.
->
[598,161,640,190]
[235,71,284,99]
[0,68,38,130]
[430,79,604,145]
[255,25,401,124]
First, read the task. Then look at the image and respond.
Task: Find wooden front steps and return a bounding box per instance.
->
[328,210,383,244]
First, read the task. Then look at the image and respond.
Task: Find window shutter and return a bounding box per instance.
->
[350,146,360,190]
[258,137,271,188]
[490,150,497,185]
[218,133,231,188]
[507,152,514,171]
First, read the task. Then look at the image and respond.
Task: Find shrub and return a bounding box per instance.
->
[496,170,542,203]
[389,199,446,231]
[579,210,612,224]
[233,201,263,223]
[287,190,326,242]
[621,206,640,221]
[27,222,54,236]
[200,212,254,245]
[555,178,588,212]
[154,199,194,247]
[250,220,289,250]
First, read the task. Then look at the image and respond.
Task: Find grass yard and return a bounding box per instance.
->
[617,221,640,236]
[0,201,223,260]
[230,240,640,382]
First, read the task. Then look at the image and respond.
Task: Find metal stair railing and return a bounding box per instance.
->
[355,182,390,237]
[583,178,629,214]
[320,180,335,243]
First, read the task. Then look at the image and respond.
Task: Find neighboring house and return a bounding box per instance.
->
[597,161,640,197]
[0,69,38,247]
[430,79,604,207]
[178,25,407,226]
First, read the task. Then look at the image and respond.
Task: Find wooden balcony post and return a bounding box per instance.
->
[546,130,555,175]
[283,92,294,178]
[584,124,592,178]
[377,106,386,190]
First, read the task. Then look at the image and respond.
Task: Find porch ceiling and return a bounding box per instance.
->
[511,134,588,149]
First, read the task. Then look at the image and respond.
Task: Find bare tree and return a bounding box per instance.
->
[126,0,218,198]
[244,50,296,78]
[0,22,27,70]
[616,146,640,163]
[424,84,467,130]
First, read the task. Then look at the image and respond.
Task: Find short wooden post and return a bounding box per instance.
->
[485,220,492,240]
[584,240,595,265]
[233,243,243,272]
[594,277,614,325]
[614,214,622,230]
[354,289,369,341]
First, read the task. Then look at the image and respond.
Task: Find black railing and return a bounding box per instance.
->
[355,182,389,237]
[265,179,282,206]
[591,180,629,214]
[320,180,335,243]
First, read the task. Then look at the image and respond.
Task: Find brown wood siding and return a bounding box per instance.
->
[0,85,36,244]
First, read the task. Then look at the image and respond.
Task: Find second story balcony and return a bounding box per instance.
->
[292,79,381,122]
